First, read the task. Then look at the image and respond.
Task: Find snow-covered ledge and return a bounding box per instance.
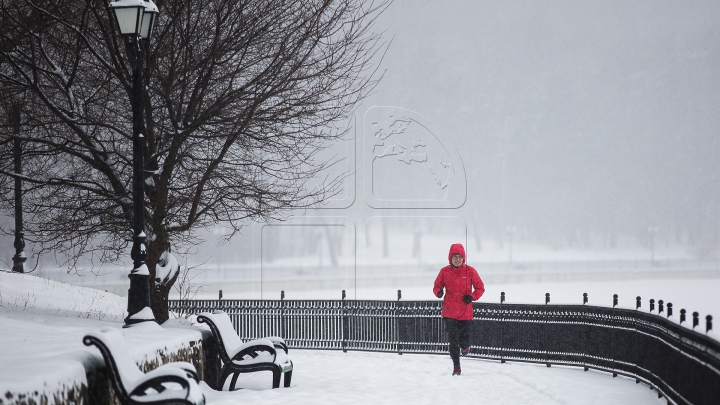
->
[0,271,217,405]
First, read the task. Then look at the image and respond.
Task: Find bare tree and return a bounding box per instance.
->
[0,0,387,322]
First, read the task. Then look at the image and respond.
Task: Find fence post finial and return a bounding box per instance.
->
[583,292,588,305]
[501,291,505,304]
[649,299,655,313]
[545,293,550,305]
[613,294,618,308]
[658,300,664,314]
[397,290,402,301]
[707,315,713,333]
[342,290,346,301]
[667,303,673,318]
[680,309,686,324]
[636,296,641,310]
[693,312,699,329]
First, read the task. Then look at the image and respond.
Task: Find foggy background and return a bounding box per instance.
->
[363,0,720,255]
[5,1,720,303]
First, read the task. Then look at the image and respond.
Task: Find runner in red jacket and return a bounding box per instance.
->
[433,243,485,375]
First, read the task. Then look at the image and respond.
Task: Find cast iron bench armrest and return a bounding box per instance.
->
[228,338,276,360]
[130,373,191,398]
[156,362,201,382]
[263,336,289,354]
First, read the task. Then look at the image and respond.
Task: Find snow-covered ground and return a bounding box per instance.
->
[0,269,711,404]
[203,350,666,405]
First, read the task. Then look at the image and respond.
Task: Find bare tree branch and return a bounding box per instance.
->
[0,0,388,321]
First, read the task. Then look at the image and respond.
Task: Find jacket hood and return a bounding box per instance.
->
[448,243,466,264]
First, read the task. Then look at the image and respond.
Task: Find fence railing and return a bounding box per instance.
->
[169,299,719,405]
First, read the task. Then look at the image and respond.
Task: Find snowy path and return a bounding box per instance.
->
[203,350,666,405]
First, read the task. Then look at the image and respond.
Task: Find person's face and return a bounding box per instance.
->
[451,254,464,267]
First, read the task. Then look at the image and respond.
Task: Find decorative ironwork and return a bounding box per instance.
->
[170,299,719,405]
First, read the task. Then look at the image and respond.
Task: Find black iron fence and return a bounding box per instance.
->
[169,298,719,405]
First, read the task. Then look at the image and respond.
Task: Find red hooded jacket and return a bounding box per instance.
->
[433,244,485,320]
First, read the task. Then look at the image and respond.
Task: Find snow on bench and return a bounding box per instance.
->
[83,328,205,405]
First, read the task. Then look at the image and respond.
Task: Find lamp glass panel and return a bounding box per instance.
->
[113,7,143,35]
[139,12,155,39]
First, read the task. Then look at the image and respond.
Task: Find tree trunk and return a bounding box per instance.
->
[147,228,178,324]
[150,275,178,324]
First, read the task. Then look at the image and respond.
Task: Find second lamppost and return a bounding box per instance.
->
[6,92,27,273]
[108,0,159,326]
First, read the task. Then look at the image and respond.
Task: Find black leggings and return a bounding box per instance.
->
[444,318,471,367]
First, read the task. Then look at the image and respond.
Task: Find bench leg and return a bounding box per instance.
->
[272,369,281,389]
[284,370,293,388]
[230,372,240,391]
[218,368,232,391]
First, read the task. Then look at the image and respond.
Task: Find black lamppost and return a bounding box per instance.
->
[7,94,26,273]
[12,131,26,273]
[108,0,159,326]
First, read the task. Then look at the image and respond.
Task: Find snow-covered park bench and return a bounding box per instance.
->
[83,328,205,405]
[197,310,293,390]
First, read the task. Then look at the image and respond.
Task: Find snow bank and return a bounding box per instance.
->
[0,270,205,405]
[0,270,127,321]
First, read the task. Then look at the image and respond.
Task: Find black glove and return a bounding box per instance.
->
[463,295,473,304]
[436,289,444,298]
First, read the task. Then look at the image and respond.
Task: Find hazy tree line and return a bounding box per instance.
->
[0,0,388,321]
